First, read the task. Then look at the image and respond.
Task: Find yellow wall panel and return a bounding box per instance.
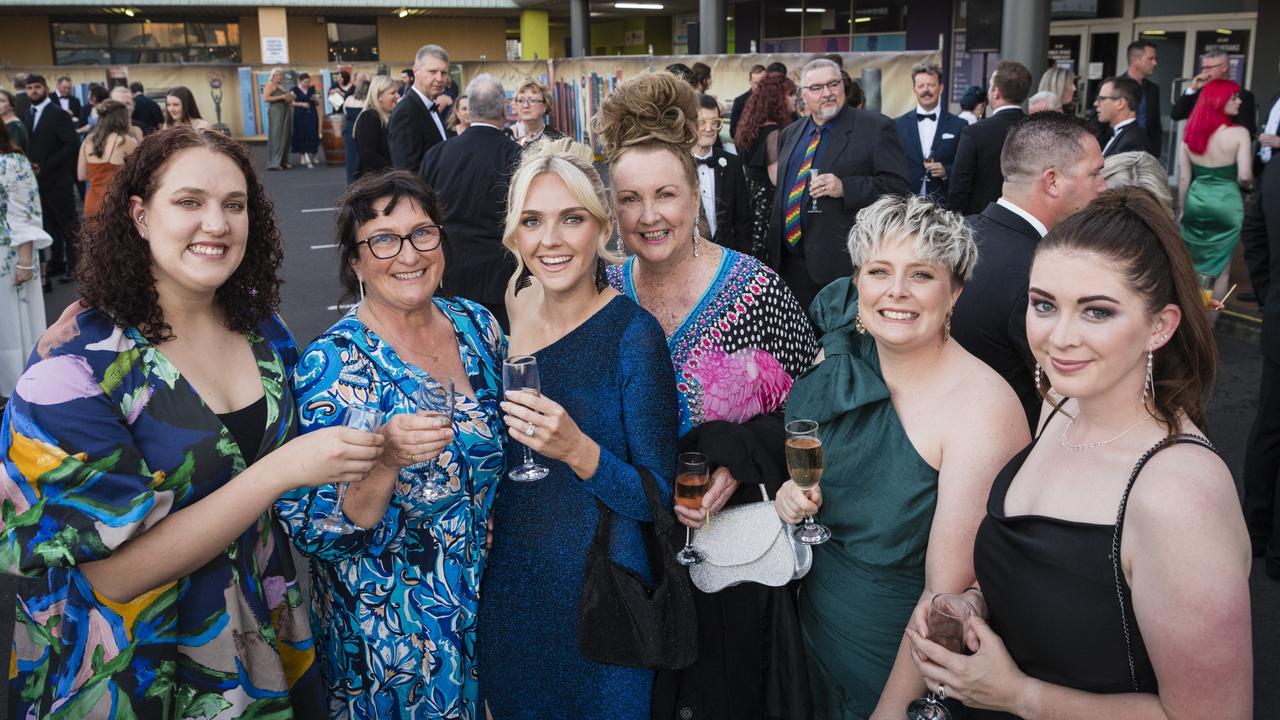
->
[377,17,507,63]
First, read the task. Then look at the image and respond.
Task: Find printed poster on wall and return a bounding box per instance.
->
[262,37,289,65]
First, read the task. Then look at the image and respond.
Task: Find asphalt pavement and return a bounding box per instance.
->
[24,144,1280,715]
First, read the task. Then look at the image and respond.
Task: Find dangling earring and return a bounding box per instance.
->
[854,313,866,335]
[356,275,366,303]
[513,264,533,296]
[692,219,703,258]
[943,308,953,342]
[1034,362,1043,390]
[595,256,609,293]
[1141,350,1155,405]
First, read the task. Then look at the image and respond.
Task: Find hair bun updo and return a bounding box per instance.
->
[594,71,700,161]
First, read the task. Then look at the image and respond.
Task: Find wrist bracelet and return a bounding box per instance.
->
[14,264,35,271]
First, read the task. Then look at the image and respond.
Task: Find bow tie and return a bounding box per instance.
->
[916,112,936,122]
[695,154,717,168]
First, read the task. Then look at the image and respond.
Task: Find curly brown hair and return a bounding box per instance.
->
[733,71,795,153]
[77,126,284,343]
[595,71,700,189]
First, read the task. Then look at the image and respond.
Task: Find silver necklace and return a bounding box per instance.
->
[1059,416,1147,451]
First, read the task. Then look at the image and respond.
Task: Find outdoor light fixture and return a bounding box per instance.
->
[614,3,664,9]
[784,7,826,12]
[398,7,408,17]
[124,8,134,16]
[854,16,871,22]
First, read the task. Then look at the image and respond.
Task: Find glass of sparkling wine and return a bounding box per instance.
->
[316,403,384,534]
[808,168,824,214]
[906,593,976,720]
[503,354,550,482]
[410,370,455,502]
[675,452,710,566]
[786,419,830,545]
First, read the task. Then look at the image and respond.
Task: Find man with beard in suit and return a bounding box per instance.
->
[766,58,908,310]
[390,44,452,171]
[1122,39,1163,157]
[950,112,1107,429]
[729,65,766,141]
[1096,76,1149,157]
[419,73,520,331]
[692,94,752,254]
[1172,50,1256,136]
[895,62,967,203]
[22,74,80,285]
[947,60,1033,215]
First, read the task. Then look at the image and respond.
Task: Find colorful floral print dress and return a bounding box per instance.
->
[275,297,505,719]
[0,307,326,719]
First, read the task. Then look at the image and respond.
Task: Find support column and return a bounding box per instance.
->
[570,0,589,57]
[257,7,290,64]
[520,9,550,60]
[1000,0,1048,79]
[699,0,725,55]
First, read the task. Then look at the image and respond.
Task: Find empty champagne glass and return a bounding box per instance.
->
[808,168,824,214]
[410,370,455,502]
[503,354,550,482]
[315,403,384,534]
[674,452,709,566]
[906,593,976,720]
[786,419,830,545]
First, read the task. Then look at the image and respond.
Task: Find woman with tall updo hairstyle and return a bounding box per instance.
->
[596,71,819,718]
[477,138,678,719]
[0,126,384,717]
[908,186,1252,718]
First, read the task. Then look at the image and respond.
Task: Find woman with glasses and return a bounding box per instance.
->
[507,79,563,147]
[275,170,506,718]
[692,93,752,253]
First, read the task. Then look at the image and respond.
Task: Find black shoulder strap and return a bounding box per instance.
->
[1110,433,1216,691]
[1033,399,1066,441]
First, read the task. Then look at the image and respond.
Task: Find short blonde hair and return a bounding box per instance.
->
[363,75,397,125]
[1102,151,1174,218]
[847,195,977,287]
[1038,67,1073,103]
[1027,90,1062,112]
[502,138,623,277]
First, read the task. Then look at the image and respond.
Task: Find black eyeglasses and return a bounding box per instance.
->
[358,225,444,259]
[1095,95,1120,102]
[802,79,842,94]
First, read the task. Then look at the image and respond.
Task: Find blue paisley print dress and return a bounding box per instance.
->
[0,307,326,719]
[275,297,505,719]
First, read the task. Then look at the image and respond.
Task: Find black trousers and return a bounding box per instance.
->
[38,181,79,272]
[778,252,825,319]
[1244,355,1280,567]
[1241,159,1278,305]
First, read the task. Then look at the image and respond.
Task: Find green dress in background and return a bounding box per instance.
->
[1180,162,1243,277]
[786,279,939,719]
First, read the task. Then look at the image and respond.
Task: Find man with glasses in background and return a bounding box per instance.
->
[765,57,908,309]
[1172,49,1257,136]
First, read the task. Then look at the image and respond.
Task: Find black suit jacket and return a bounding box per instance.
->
[1102,121,1149,157]
[1123,73,1163,157]
[419,125,521,306]
[947,107,1025,215]
[1172,87,1257,137]
[894,108,967,201]
[24,102,78,189]
[353,109,392,178]
[729,89,752,141]
[950,201,1043,429]
[132,93,165,134]
[765,106,909,286]
[54,93,81,123]
[389,89,450,171]
[701,147,752,254]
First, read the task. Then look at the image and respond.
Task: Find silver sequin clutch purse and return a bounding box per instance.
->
[689,484,812,593]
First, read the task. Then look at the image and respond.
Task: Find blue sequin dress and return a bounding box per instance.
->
[477,295,678,719]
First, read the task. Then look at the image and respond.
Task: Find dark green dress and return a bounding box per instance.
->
[786,280,939,719]
[1180,162,1242,276]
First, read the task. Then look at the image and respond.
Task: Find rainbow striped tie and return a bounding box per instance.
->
[784,127,822,246]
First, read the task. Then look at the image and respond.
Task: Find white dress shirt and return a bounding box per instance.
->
[958,110,979,125]
[996,197,1048,238]
[914,104,939,159]
[411,86,448,140]
[1262,96,1280,163]
[29,97,51,130]
[992,104,1021,115]
[692,149,717,237]
[1102,117,1136,155]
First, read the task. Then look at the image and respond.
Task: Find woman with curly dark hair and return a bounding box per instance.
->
[0,126,385,718]
[734,71,796,259]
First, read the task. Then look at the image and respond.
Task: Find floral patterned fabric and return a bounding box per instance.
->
[275,297,506,719]
[0,152,51,396]
[1,307,326,719]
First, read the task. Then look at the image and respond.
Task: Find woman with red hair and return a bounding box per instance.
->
[1178,78,1253,310]
[735,71,796,260]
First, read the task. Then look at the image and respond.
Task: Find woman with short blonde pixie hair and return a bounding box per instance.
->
[778,195,1028,717]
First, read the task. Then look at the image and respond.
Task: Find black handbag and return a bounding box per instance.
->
[577,465,699,670]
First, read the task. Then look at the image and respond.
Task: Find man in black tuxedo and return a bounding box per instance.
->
[1096,76,1149,157]
[53,76,81,121]
[894,62,968,203]
[130,81,165,134]
[950,112,1106,428]
[728,65,765,141]
[947,60,1033,215]
[419,74,520,332]
[390,44,452,172]
[693,94,751,254]
[1122,39,1163,157]
[766,58,908,310]
[1172,50,1257,137]
[22,74,80,282]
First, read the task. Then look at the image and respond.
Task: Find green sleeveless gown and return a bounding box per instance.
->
[786,280,939,719]
[1180,162,1243,277]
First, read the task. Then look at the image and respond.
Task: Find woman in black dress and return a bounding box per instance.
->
[352,75,396,179]
[907,187,1252,719]
[290,72,321,168]
[732,71,794,261]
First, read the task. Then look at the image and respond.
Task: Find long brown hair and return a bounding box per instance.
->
[89,99,131,157]
[1034,186,1216,436]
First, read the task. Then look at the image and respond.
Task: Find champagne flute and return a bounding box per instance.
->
[786,419,830,545]
[410,370,455,502]
[1198,272,1216,309]
[906,593,976,720]
[315,403,384,534]
[807,168,824,214]
[503,355,550,482]
[674,452,710,566]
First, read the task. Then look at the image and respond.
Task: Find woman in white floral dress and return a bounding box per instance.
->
[0,122,51,399]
